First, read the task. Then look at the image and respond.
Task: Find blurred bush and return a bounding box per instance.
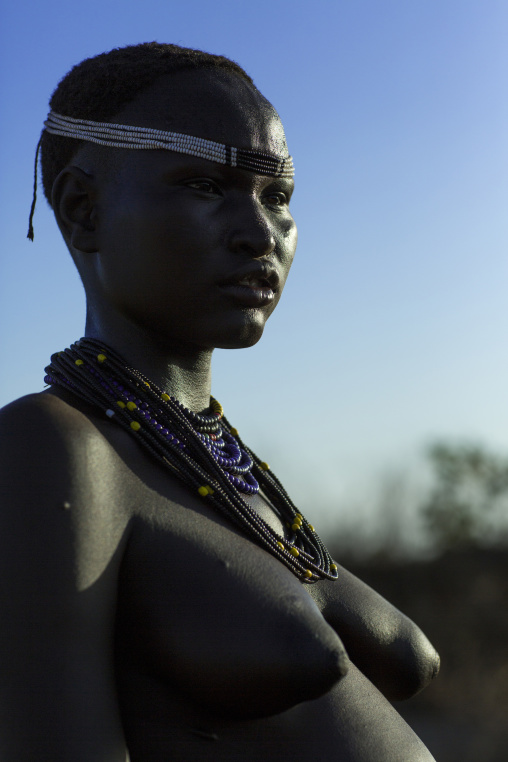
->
[422,442,508,551]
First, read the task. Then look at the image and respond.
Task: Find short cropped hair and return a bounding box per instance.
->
[40,42,254,205]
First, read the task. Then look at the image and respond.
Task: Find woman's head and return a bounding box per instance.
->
[42,43,297,352]
[40,42,256,205]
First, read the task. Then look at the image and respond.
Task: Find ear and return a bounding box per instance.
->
[51,166,98,253]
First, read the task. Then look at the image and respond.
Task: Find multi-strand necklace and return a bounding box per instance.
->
[44,338,338,583]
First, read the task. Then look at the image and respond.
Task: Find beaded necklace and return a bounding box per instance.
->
[45,338,338,583]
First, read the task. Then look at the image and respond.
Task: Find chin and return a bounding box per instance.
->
[212,316,266,350]
[218,336,263,350]
[215,330,265,350]
[206,313,266,349]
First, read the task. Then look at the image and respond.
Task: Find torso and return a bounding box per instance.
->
[41,391,437,761]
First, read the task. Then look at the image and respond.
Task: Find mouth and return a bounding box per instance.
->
[219,267,279,308]
[237,275,272,290]
[220,280,275,307]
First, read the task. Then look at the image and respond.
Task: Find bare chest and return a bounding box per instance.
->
[113,447,325,686]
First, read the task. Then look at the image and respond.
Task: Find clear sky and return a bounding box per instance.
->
[1,0,507,539]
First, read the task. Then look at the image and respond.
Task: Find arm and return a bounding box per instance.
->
[309,565,440,701]
[0,395,129,761]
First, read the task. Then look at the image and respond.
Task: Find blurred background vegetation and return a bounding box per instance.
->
[327,440,508,761]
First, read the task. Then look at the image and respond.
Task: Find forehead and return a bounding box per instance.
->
[111,68,289,156]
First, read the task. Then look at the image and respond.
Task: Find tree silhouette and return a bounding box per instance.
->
[422,442,508,551]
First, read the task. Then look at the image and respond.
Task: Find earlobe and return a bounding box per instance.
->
[52,166,98,253]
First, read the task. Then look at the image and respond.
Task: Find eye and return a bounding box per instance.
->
[263,191,289,207]
[185,179,220,194]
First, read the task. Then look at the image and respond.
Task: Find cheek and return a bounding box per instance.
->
[279,221,298,282]
[100,203,207,282]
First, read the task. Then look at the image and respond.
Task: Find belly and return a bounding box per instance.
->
[118,662,435,762]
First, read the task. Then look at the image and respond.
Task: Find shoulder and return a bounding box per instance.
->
[0,391,95,497]
[0,391,131,588]
[0,390,126,490]
[1,390,98,452]
[1,389,104,443]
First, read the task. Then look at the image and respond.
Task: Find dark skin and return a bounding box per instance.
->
[0,70,440,761]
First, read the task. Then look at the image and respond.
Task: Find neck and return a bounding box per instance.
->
[84,313,213,413]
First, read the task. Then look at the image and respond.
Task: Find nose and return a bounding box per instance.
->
[227,203,276,258]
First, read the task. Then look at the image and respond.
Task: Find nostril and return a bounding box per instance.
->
[228,222,276,258]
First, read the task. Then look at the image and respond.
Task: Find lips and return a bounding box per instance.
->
[219,264,279,307]
[220,263,280,291]
[237,275,271,288]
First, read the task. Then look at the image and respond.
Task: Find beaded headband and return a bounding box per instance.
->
[27,111,294,240]
[45,112,295,178]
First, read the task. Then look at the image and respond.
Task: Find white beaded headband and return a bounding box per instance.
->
[27,111,294,240]
[44,112,295,179]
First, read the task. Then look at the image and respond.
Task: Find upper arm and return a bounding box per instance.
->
[310,565,440,700]
[0,396,129,761]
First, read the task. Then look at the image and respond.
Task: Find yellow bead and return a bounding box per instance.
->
[97,354,107,363]
[127,401,137,411]
[75,359,83,366]
[144,381,151,388]
[308,524,315,532]
[130,421,141,431]
[291,523,300,532]
[290,547,299,557]
[296,513,302,519]
[211,398,224,416]
[116,400,126,408]
[277,541,284,550]
[161,393,170,402]
[304,570,313,579]
[330,563,338,572]
[293,517,302,525]
[260,462,270,471]
[230,428,239,437]
[198,486,209,497]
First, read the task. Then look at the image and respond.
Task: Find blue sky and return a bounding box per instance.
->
[1,0,507,539]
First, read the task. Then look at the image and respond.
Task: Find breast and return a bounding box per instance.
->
[114,485,348,719]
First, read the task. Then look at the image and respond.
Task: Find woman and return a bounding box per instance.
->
[1,42,439,760]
